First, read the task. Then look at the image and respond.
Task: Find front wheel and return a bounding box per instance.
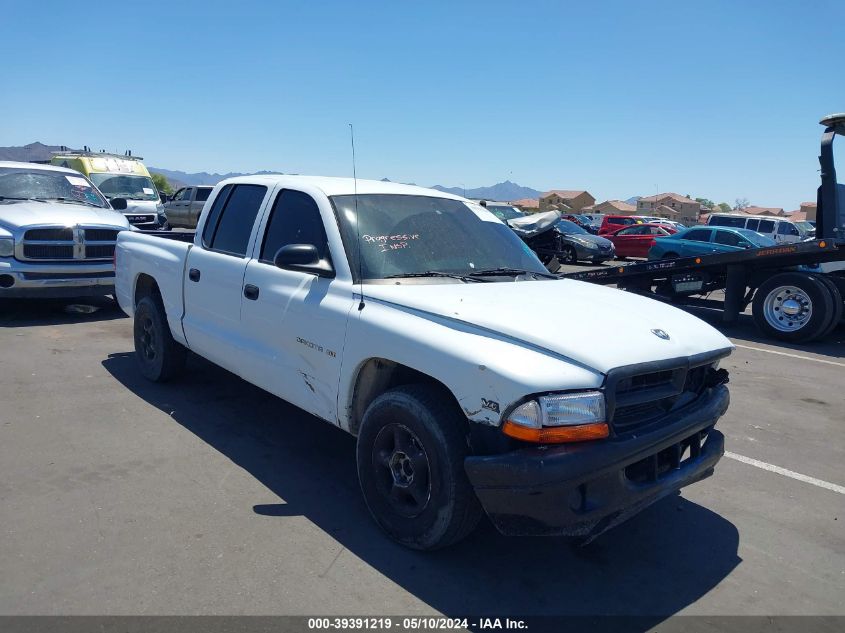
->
[356,384,483,550]
[559,245,578,265]
[134,295,187,381]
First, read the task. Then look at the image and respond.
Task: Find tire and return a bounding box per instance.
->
[816,275,843,339]
[560,245,578,265]
[356,384,483,550]
[133,295,187,381]
[752,273,834,343]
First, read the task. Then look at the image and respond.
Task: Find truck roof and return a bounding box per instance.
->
[0,160,82,175]
[218,174,467,200]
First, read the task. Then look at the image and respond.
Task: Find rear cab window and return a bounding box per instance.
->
[201,184,268,257]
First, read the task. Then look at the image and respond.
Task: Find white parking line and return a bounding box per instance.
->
[725,451,845,495]
[732,343,845,368]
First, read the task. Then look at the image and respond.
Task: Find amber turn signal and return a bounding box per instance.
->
[502,421,609,443]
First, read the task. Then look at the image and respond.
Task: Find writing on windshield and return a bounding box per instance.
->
[332,194,547,281]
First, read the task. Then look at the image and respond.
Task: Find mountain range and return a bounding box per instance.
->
[1,142,635,203]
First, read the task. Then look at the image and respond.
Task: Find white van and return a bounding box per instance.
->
[706,213,814,243]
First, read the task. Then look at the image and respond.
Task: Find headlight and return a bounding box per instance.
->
[0,237,13,257]
[503,391,608,443]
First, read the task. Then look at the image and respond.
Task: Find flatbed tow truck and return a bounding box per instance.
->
[564,114,845,344]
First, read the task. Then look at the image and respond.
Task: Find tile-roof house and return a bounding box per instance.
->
[539,190,596,213]
[510,198,540,212]
[740,206,784,216]
[588,199,638,215]
[637,193,701,225]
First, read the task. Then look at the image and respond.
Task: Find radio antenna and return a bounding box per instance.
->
[350,123,365,311]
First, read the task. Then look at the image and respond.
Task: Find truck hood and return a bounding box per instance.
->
[0,200,130,231]
[363,279,733,374]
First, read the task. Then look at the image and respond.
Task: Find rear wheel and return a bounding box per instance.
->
[816,276,843,339]
[134,295,187,381]
[752,273,834,343]
[356,384,482,550]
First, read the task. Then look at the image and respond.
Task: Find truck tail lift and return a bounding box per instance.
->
[564,114,845,344]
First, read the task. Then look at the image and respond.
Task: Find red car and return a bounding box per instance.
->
[598,214,647,235]
[607,223,677,258]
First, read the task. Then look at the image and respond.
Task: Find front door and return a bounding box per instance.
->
[238,188,355,424]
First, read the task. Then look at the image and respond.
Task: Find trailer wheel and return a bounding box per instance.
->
[134,296,187,381]
[816,276,844,339]
[356,384,482,550]
[752,273,834,342]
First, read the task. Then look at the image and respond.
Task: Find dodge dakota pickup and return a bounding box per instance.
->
[0,161,130,298]
[115,175,732,550]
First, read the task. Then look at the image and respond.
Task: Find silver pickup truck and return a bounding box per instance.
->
[0,162,130,298]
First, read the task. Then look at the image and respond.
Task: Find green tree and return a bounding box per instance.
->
[150,172,173,194]
[718,203,732,213]
[695,197,715,208]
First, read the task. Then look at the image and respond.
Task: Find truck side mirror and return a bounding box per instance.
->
[110,198,128,211]
[273,244,335,278]
[159,192,168,204]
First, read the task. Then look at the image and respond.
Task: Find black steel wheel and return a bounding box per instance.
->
[356,384,482,550]
[133,295,187,382]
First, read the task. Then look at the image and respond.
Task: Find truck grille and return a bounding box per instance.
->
[18,225,121,262]
[609,362,717,435]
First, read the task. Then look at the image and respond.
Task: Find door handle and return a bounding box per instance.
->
[243,284,260,300]
[189,268,201,282]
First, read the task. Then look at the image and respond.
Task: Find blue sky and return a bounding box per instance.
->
[2,0,843,209]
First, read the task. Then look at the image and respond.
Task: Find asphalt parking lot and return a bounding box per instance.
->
[0,286,843,623]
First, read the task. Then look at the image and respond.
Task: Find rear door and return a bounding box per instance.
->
[756,218,776,241]
[182,183,272,373]
[678,227,715,256]
[238,188,355,423]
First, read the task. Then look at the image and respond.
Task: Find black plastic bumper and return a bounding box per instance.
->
[464,385,729,538]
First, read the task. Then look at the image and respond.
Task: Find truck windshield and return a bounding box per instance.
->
[0,167,109,208]
[331,194,549,281]
[90,174,159,201]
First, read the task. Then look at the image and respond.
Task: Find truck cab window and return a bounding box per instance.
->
[203,184,267,256]
[260,189,330,263]
[777,222,798,236]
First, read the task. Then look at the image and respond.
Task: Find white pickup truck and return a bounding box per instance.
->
[115,175,733,549]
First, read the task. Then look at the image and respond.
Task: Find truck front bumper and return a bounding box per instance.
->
[464,385,729,539]
[0,259,116,299]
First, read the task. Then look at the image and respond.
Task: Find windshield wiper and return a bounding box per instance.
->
[383,271,490,283]
[467,267,558,280]
[36,197,102,208]
[0,196,47,202]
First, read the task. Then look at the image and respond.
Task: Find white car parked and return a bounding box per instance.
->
[115,175,733,549]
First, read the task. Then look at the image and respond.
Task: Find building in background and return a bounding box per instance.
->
[510,198,540,212]
[637,193,702,225]
[584,199,638,215]
[539,190,595,212]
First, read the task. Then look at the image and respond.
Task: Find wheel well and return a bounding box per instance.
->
[134,273,162,307]
[349,359,460,436]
